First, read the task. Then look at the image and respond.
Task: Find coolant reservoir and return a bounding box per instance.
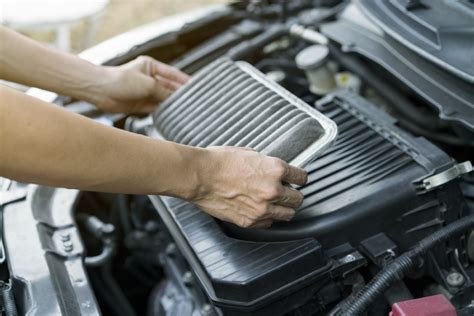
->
[296,44,336,95]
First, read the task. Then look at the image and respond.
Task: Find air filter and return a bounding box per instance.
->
[152,58,337,166]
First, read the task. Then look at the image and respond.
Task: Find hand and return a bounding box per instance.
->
[193,147,308,229]
[96,56,190,114]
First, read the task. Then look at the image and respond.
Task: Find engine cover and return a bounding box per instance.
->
[148,90,466,315]
[227,90,465,249]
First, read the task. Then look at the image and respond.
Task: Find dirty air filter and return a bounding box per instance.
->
[152,58,337,166]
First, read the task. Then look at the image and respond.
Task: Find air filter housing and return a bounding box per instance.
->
[148,90,466,315]
[152,58,337,166]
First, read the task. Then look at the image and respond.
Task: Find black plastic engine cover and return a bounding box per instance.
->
[149,195,330,314]
[149,90,466,314]
[357,0,474,83]
[228,90,465,250]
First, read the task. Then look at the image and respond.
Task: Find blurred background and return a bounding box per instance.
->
[1,0,229,53]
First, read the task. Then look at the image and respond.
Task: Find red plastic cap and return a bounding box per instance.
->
[390,294,457,316]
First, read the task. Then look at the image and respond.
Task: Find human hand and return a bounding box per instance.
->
[96,56,190,114]
[192,147,307,229]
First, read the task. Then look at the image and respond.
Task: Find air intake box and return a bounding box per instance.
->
[226,90,465,248]
[149,90,465,315]
[152,57,337,166]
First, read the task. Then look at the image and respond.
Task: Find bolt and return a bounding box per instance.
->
[446,271,465,287]
[165,243,176,257]
[63,240,74,252]
[101,224,115,237]
[201,304,214,316]
[343,254,356,263]
[60,233,71,242]
[182,271,193,286]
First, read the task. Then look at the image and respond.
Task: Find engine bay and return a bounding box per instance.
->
[1,1,474,315]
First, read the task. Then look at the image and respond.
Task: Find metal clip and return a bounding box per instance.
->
[422,161,472,191]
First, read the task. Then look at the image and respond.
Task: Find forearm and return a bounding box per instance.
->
[0,27,107,105]
[0,85,205,197]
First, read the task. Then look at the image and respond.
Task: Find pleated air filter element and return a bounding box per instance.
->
[152,58,337,167]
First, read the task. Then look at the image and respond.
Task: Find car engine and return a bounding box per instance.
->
[1,1,473,315]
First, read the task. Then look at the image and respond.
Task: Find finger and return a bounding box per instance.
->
[154,75,182,91]
[282,164,308,186]
[268,204,295,221]
[236,147,256,152]
[275,186,304,208]
[138,104,160,114]
[151,81,174,102]
[249,219,273,229]
[151,60,190,85]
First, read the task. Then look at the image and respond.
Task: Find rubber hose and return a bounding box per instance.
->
[85,240,115,267]
[227,24,287,61]
[117,194,132,235]
[77,214,116,267]
[99,262,137,316]
[329,214,474,315]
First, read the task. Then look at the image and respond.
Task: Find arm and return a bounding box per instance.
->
[0,85,203,197]
[0,86,307,228]
[0,26,189,114]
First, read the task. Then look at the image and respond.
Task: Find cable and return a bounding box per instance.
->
[328,214,474,315]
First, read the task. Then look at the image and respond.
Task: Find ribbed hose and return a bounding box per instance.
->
[0,281,17,316]
[329,214,474,316]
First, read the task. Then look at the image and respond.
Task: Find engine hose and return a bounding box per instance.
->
[328,214,474,316]
[99,261,137,316]
[227,24,288,61]
[77,214,116,267]
[0,281,17,316]
[85,239,115,267]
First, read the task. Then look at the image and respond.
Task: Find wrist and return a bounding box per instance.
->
[151,143,212,201]
[186,147,230,202]
[181,146,214,201]
[76,64,117,108]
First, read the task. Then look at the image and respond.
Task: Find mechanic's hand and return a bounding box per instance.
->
[193,147,307,229]
[97,56,190,114]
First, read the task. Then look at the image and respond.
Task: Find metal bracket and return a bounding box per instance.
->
[0,189,27,207]
[421,161,473,191]
[0,189,27,264]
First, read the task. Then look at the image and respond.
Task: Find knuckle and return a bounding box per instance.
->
[254,204,268,217]
[137,55,151,62]
[135,56,146,63]
[260,220,273,229]
[262,185,280,200]
[238,216,254,228]
[270,158,287,177]
[295,192,304,206]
